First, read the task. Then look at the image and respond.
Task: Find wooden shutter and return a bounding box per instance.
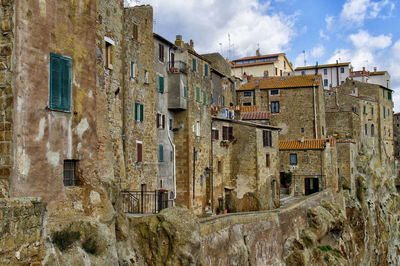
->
[61,58,71,110]
[263,130,266,147]
[215,130,219,140]
[140,104,144,122]
[137,143,142,162]
[159,76,164,93]
[205,64,208,76]
[222,126,227,140]
[193,58,196,72]
[162,115,165,129]
[228,127,233,141]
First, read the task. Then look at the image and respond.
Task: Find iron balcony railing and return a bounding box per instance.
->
[168,61,188,73]
[121,189,170,214]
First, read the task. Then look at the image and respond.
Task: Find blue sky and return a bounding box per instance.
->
[126,0,400,111]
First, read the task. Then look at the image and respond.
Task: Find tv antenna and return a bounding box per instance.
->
[228,34,231,60]
[303,50,306,66]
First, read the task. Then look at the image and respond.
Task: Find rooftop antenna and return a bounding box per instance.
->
[219,43,223,56]
[228,34,231,60]
[303,50,306,66]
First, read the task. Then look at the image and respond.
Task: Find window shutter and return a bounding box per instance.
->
[203,91,207,104]
[50,55,62,108]
[137,143,142,162]
[159,76,164,93]
[196,87,200,102]
[228,127,233,140]
[184,86,187,98]
[222,126,227,140]
[61,58,71,110]
[159,145,164,162]
[192,58,196,72]
[268,131,272,146]
[140,104,144,122]
[215,130,219,140]
[205,64,208,76]
[162,115,165,129]
[263,130,266,147]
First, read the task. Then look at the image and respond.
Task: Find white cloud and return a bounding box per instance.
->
[349,29,392,50]
[339,0,395,27]
[125,0,296,59]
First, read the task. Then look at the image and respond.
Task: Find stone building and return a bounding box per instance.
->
[394,112,400,158]
[336,139,357,193]
[210,116,280,213]
[279,138,338,196]
[231,51,293,78]
[172,36,212,214]
[295,62,350,89]
[236,74,326,140]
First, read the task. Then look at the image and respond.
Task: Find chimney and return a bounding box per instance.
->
[175,35,183,47]
[315,61,319,75]
[362,67,365,73]
[189,39,194,48]
[374,67,377,72]
[256,49,260,57]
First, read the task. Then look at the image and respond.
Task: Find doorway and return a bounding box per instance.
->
[305,178,319,195]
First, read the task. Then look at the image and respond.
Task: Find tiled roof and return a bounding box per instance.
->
[232,53,284,63]
[295,62,350,71]
[241,111,270,120]
[336,139,356,144]
[237,74,319,91]
[279,139,327,150]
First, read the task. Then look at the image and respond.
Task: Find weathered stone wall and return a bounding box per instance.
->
[326,110,360,139]
[0,0,14,198]
[337,142,357,193]
[0,198,46,265]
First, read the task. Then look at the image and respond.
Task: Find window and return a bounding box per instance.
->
[365,124,368,135]
[218,161,222,173]
[222,126,233,140]
[205,64,208,77]
[196,121,200,136]
[371,107,374,115]
[275,67,278,75]
[212,129,219,140]
[270,89,279,95]
[105,42,113,69]
[290,154,297,165]
[130,61,136,79]
[132,23,138,41]
[136,142,142,163]
[135,103,144,122]
[144,70,149,84]
[383,90,385,98]
[301,71,305,75]
[169,119,173,130]
[243,102,251,106]
[50,53,71,111]
[363,105,366,114]
[271,101,280,113]
[244,91,252,97]
[384,107,386,119]
[322,126,325,136]
[263,130,272,147]
[280,70,283,76]
[158,75,164,93]
[203,90,207,105]
[63,160,78,186]
[388,91,392,100]
[301,128,304,133]
[192,58,197,72]
[388,108,390,117]
[324,79,328,87]
[371,124,375,136]
[162,115,165,129]
[266,153,270,168]
[341,81,344,84]
[324,69,327,75]
[158,145,164,162]
[183,86,187,98]
[340,67,344,73]
[284,61,286,69]
[158,44,164,62]
[196,87,200,102]
[157,113,161,128]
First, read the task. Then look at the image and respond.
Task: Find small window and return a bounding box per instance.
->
[263,130,272,147]
[192,58,197,72]
[384,107,386,119]
[130,61,136,79]
[144,70,149,84]
[222,126,233,141]
[271,101,280,113]
[290,154,297,165]
[363,105,366,114]
[63,160,78,186]
[371,107,374,115]
[137,142,142,163]
[322,126,325,136]
[105,42,113,69]
[323,69,327,75]
[301,128,304,133]
[196,121,200,136]
[280,70,282,76]
[244,91,252,97]
[158,145,164,162]
[388,91,392,100]
[340,67,344,73]
[301,71,305,75]
[169,119,173,130]
[132,24,138,41]
[365,124,368,135]
[196,87,200,102]
[135,102,144,122]
[159,75,164,93]
[156,113,161,128]
[158,44,164,62]
[212,129,219,140]
[275,68,278,75]
[50,53,71,111]
[266,153,270,168]
[162,115,165,129]
[324,79,328,87]
[218,161,222,173]
[270,89,279,95]
[205,64,208,77]
[183,86,187,98]
[371,124,375,136]
[243,102,251,106]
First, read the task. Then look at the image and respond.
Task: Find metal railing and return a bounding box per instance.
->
[121,189,170,214]
[168,61,188,73]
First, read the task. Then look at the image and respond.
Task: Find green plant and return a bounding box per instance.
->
[318,245,333,252]
[342,183,351,191]
[284,171,292,185]
[216,206,222,214]
[82,237,98,255]
[52,228,81,251]
[324,255,330,262]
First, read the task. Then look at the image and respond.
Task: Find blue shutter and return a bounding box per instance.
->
[50,53,71,111]
[159,145,164,162]
[183,86,187,98]
[159,76,164,93]
[384,107,386,119]
[205,64,208,76]
[192,58,196,72]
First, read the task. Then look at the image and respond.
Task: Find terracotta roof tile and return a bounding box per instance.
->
[237,74,320,91]
[279,139,327,150]
[241,111,270,120]
[336,139,356,144]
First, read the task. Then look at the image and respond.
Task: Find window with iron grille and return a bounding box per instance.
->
[63,160,79,186]
[244,91,252,97]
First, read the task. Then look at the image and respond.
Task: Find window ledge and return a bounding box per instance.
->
[46,106,72,114]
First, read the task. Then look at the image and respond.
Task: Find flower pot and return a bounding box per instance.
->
[223,209,227,214]
[286,183,291,188]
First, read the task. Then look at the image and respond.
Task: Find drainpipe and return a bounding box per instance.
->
[167,128,176,200]
[210,119,214,212]
[313,83,318,138]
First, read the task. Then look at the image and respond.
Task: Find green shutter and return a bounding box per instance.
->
[50,53,71,111]
[388,91,392,100]
[192,58,196,72]
[203,91,207,105]
[383,90,385,98]
[371,107,374,115]
[205,64,208,77]
[363,105,366,114]
[135,103,138,120]
[196,87,200,102]
[159,76,164,93]
[140,104,144,122]
[159,145,164,162]
[384,107,386,119]
[183,86,187,98]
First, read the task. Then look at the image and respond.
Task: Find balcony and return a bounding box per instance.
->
[168,61,188,74]
[168,63,187,110]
